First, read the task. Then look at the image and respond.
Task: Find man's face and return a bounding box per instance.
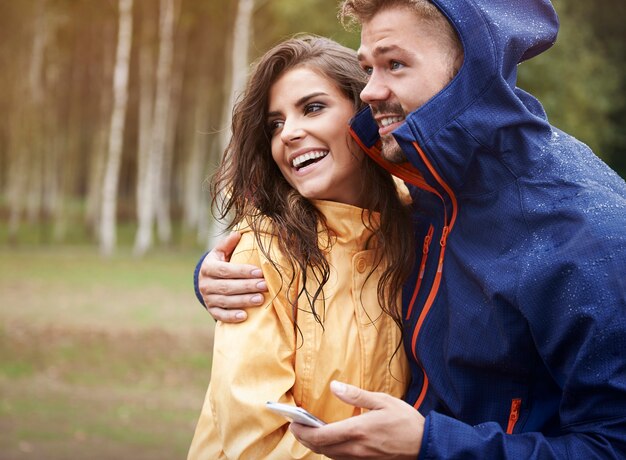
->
[357,6,458,163]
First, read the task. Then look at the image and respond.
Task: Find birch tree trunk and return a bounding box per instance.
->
[133,0,175,256]
[196,135,216,246]
[99,0,133,256]
[156,27,184,245]
[86,22,116,235]
[208,0,254,249]
[7,0,48,243]
[183,96,210,232]
[133,12,156,255]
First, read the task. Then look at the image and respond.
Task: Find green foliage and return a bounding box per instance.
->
[518,0,625,176]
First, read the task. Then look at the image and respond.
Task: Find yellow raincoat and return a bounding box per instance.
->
[188,200,409,459]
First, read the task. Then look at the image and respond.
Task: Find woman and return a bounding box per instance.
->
[188,35,415,459]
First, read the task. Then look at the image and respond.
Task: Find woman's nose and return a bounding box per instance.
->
[280,118,305,144]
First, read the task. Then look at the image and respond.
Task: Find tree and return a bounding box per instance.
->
[208,0,255,249]
[99,0,134,256]
[6,0,49,244]
[132,0,177,256]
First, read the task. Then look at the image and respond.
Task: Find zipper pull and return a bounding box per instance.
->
[440,226,449,247]
[506,398,522,434]
[423,226,434,254]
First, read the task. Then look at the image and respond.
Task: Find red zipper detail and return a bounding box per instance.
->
[405,225,434,320]
[411,242,447,356]
[349,128,437,193]
[506,398,522,434]
[349,130,458,410]
[413,142,458,229]
[408,142,457,410]
[411,230,448,409]
[414,375,429,409]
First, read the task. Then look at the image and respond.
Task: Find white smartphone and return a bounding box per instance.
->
[265,401,326,428]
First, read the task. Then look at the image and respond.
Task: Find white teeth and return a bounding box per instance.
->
[380,116,404,127]
[292,150,329,168]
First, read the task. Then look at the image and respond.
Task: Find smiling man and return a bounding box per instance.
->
[288,0,626,458]
[196,0,626,458]
[357,3,462,163]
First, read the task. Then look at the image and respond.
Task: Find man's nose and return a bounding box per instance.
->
[360,73,389,104]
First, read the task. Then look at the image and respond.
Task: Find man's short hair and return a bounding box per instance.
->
[340,0,442,28]
[339,0,463,75]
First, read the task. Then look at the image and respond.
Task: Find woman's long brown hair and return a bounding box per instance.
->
[211,35,415,332]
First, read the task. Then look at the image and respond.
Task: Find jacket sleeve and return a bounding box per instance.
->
[195,230,322,459]
[193,252,209,309]
[419,211,626,459]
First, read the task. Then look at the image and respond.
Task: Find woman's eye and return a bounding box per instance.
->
[268,120,284,134]
[304,103,325,115]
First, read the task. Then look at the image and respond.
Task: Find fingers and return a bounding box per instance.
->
[290,424,339,457]
[199,232,269,322]
[290,417,362,452]
[330,380,388,411]
[213,232,242,262]
[202,286,266,322]
[205,290,265,309]
[207,306,247,323]
[291,383,425,459]
[205,232,258,275]
[201,258,264,283]
[200,272,267,302]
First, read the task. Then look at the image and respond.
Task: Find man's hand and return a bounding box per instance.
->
[290,381,425,460]
[199,232,268,323]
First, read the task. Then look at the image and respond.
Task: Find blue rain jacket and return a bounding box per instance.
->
[350,0,626,458]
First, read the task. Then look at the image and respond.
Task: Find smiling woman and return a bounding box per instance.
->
[268,67,365,207]
[186,35,416,459]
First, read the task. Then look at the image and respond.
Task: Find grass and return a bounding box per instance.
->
[0,245,215,459]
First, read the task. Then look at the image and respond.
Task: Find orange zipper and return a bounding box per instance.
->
[413,142,458,229]
[412,227,448,409]
[408,142,457,410]
[350,129,458,410]
[405,224,434,320]
[507,399,522,434]
[349,128,438,193]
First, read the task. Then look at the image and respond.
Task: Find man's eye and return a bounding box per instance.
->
[304,103,325,115]
[363,66,373,76]
[390,61,404,70]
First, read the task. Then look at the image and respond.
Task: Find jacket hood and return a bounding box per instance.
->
[353,0,560,194]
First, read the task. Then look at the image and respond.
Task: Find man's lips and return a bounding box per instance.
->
[376,115,405,136]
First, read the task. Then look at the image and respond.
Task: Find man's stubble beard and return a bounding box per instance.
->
[380,135,407,164]
[371,102,408,164]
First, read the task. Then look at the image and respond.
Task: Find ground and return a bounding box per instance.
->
[0,247,214,459]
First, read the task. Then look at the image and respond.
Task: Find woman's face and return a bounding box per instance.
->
[267,66,365,207]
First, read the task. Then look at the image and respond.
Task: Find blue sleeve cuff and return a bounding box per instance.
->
[194,252,209,309]
[416,413,431,460]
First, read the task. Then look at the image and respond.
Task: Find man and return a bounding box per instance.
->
[197,0,626,457]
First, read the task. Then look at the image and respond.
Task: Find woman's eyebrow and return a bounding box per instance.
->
[294,92,328,107]
[267,92,329,118]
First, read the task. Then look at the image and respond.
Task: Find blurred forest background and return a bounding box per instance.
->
[0,0,624,458]
[0,0,624,253]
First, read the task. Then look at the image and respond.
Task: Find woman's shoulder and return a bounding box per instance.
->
[231,217,286,268]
